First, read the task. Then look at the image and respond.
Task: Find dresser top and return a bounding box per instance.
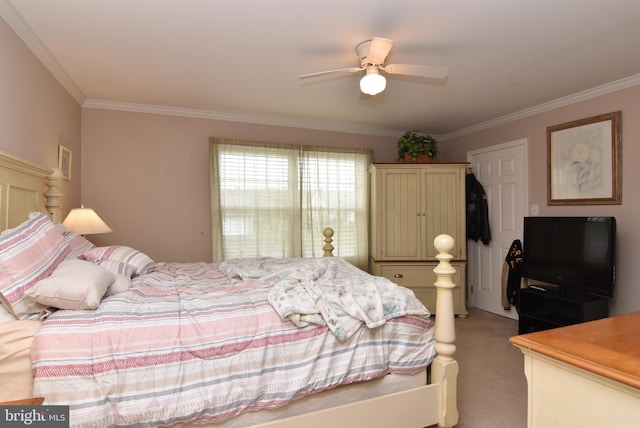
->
[510,311,640,389]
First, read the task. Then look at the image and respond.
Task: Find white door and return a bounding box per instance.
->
[467,139,528,320]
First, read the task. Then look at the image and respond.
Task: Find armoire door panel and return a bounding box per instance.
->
[422,167,464,259]
[377,168,421,260]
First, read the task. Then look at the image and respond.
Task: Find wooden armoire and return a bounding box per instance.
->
[369,163,468,317]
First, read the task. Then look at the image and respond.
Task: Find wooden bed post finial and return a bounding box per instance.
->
[322,227,334,257]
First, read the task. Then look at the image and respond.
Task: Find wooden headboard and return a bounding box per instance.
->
[0,151,62,233]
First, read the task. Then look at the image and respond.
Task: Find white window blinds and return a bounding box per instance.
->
[210,139,371,270]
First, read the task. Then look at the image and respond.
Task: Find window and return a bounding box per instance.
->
[210,139,371,270]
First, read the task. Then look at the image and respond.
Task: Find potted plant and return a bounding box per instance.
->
[397,131,439,163]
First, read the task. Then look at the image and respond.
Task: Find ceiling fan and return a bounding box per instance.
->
[299,37,448,95]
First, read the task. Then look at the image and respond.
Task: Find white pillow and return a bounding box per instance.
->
[25,259,114,310]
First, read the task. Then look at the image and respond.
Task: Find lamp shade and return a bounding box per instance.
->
[359,66,386,95]
[62,207,112,235]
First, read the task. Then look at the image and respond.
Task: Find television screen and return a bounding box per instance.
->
[523,216,616,298]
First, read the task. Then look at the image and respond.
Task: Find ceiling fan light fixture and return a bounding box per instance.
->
[360,66,386,95]
[300,37,448,94]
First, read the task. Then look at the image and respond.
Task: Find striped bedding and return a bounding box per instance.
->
[30,258,436,428]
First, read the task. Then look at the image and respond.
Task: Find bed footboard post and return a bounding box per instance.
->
[432,234,459,428]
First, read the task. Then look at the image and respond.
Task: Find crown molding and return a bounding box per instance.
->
[82,99,402,138]
[0,0,85,105]
[441,73,640,141]
[85,73,640,141]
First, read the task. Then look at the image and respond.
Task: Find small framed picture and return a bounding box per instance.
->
[547,111,621,205]
[58,145,72,180]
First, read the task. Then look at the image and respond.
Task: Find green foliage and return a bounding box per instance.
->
[397,131,439,161]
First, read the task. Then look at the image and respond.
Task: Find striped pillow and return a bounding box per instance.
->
[0,212,71,318]
[63,231,96,259]
[93,261,136,297]
[95,260,136,277]
[81,245,155,276]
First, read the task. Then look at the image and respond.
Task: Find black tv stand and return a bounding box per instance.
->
[518,285,609,334]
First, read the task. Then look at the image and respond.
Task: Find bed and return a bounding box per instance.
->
[0,150,459,428]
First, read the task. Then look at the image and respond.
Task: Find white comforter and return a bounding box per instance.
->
[220,257,430,341]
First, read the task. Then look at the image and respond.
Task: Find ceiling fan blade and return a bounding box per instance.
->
[298,67,363,79]
[383,64,449,79]
[367,37,393,65]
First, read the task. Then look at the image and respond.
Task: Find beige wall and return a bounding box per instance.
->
[441,85,640,316]
[81,108,397,262]
[0,18,81,211]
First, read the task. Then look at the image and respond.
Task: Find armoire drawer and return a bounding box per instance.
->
[377,264,436,287]
[371,261,468,317]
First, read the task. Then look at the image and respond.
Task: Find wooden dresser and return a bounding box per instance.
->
[510,312,640,428]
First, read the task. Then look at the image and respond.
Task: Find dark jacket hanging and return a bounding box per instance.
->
[465,172,491,244]
[503,239,524,310]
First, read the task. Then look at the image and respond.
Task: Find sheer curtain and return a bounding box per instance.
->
[210,138,371,270]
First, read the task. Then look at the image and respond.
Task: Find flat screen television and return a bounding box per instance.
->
[522,216,616,298]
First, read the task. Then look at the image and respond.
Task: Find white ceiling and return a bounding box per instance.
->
[3,0,640,138]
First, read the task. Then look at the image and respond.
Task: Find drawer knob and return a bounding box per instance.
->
[394,274,403,279]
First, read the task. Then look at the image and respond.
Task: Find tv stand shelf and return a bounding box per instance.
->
[518,286,609,334]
